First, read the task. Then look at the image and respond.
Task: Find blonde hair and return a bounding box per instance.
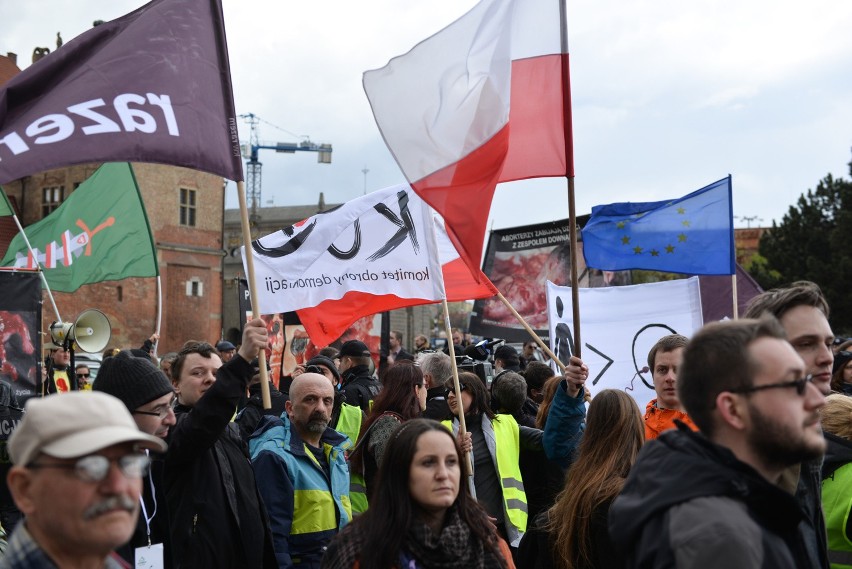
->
[822,394,852,441]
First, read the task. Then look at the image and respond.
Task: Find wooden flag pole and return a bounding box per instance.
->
[559,0,581,359]
[732,273,739,319]
[494,292,567,373]
[237,180,271,409]
[567,177,582,359]
[442,298,472,477]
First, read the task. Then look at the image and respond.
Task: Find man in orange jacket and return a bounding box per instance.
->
[644,334,698,439]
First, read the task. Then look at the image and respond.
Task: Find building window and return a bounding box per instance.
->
[186,278,203,297]
[117,285,123,302]
[179,188,196,227]
[42,186,64,217]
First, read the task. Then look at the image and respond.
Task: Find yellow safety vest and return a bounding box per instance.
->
[823,462,852,568]
[336,403,368,514]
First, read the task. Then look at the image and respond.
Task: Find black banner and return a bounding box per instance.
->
[0,270,42,402]
[470,219,631,342]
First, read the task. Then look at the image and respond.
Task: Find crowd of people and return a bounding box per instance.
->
[0,281,851,568]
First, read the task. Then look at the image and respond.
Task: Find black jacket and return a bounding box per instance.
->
[235,381,289,443]
[116,457,172,568]
[164,355,276,569]
[339,365,380,413]
[423,386,452,421]
[609,426,809,569]
[824,431,852,480]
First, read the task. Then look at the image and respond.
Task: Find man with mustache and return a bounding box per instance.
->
[250,373,353,569]
[3,391,166,568]
[94,350,177,567]
[610,317,827,567]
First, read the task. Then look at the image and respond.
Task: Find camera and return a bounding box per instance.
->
[455,355,495,387]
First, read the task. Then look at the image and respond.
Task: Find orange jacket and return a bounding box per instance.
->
[644,399,698,440]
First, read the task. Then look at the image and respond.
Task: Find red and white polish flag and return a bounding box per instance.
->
[244,184,496,347]
[364,0,573,277]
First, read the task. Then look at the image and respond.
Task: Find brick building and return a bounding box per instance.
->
[0,52,225,354]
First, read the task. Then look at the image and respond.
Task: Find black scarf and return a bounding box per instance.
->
[401,508,505,569]
[323,506,506,569]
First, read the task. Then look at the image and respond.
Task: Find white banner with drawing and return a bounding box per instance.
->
[546,278,704,407]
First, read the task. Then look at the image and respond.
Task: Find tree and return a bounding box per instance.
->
[754,151,852,333]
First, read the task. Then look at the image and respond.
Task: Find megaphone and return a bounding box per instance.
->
[49,309,112,354]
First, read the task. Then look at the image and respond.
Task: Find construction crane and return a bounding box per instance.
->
[239,113,332,216]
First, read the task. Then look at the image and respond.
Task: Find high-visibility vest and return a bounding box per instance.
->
[442,414,529,546]
[336,403,368,514]
[823,462,852,568]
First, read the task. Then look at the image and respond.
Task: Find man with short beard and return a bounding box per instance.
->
[745,280,834,569]
[610,318,826,568]
[250,373,352,569]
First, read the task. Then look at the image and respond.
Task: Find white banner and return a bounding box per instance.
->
[546,278,704,407]
[245,184,446,315]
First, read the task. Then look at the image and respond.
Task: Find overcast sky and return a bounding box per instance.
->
[4,0,852,232]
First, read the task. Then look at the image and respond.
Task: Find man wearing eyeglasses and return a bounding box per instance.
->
[4,391,166,568]
[610,317,826,568]
[94,350,177,567]
[745,281,834,569]
[74,364,92,390]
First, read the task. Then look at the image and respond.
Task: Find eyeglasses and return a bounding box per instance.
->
[729,374,814,396]
[76,373,90,378]
[28,453,151,482]
[133,397,176,419]
[444,383,468,398]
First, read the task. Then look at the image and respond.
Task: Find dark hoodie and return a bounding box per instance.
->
[823,431,852,480]
[609,425,809,569]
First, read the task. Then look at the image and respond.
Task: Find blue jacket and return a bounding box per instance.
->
[541,380,586,468]
[250,415,352,569]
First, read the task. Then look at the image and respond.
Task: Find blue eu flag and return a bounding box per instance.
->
[582,177,734,275]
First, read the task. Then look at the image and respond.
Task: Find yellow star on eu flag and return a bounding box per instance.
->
[621,235,630,245]
[682,220,691,227]
[633,246,643,254]
[665,244,675,253]
[677,207,685,214]
[678,233,687,242]
[616,221,626,229]
[650,249,660,257]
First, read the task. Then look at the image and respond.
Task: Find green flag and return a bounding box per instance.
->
[1,163,159,292]
[0,187,14,216]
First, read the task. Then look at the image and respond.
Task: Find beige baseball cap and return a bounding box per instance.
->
[9,391,167,466]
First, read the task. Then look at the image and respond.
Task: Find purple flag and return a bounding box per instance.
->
[0,0,243,185]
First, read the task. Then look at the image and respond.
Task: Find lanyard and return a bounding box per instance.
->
[139,450,157,546]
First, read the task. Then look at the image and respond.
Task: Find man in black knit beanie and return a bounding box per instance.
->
[94,350,175,567]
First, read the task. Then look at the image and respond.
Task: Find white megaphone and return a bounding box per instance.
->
[49,309,112,354]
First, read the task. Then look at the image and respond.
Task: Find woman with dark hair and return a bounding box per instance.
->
[830,350,852,395]
[517,389,643,569]
[322,418,514,568]
[444,371,541,548]
[350,362,427,499]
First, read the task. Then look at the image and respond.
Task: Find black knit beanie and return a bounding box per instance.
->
[306,355,341,382]
[94,350,174,411]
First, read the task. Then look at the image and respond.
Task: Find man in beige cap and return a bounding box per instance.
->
[2,391,166,568]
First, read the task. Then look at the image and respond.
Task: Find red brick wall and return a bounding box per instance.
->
[14,162,227,356]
